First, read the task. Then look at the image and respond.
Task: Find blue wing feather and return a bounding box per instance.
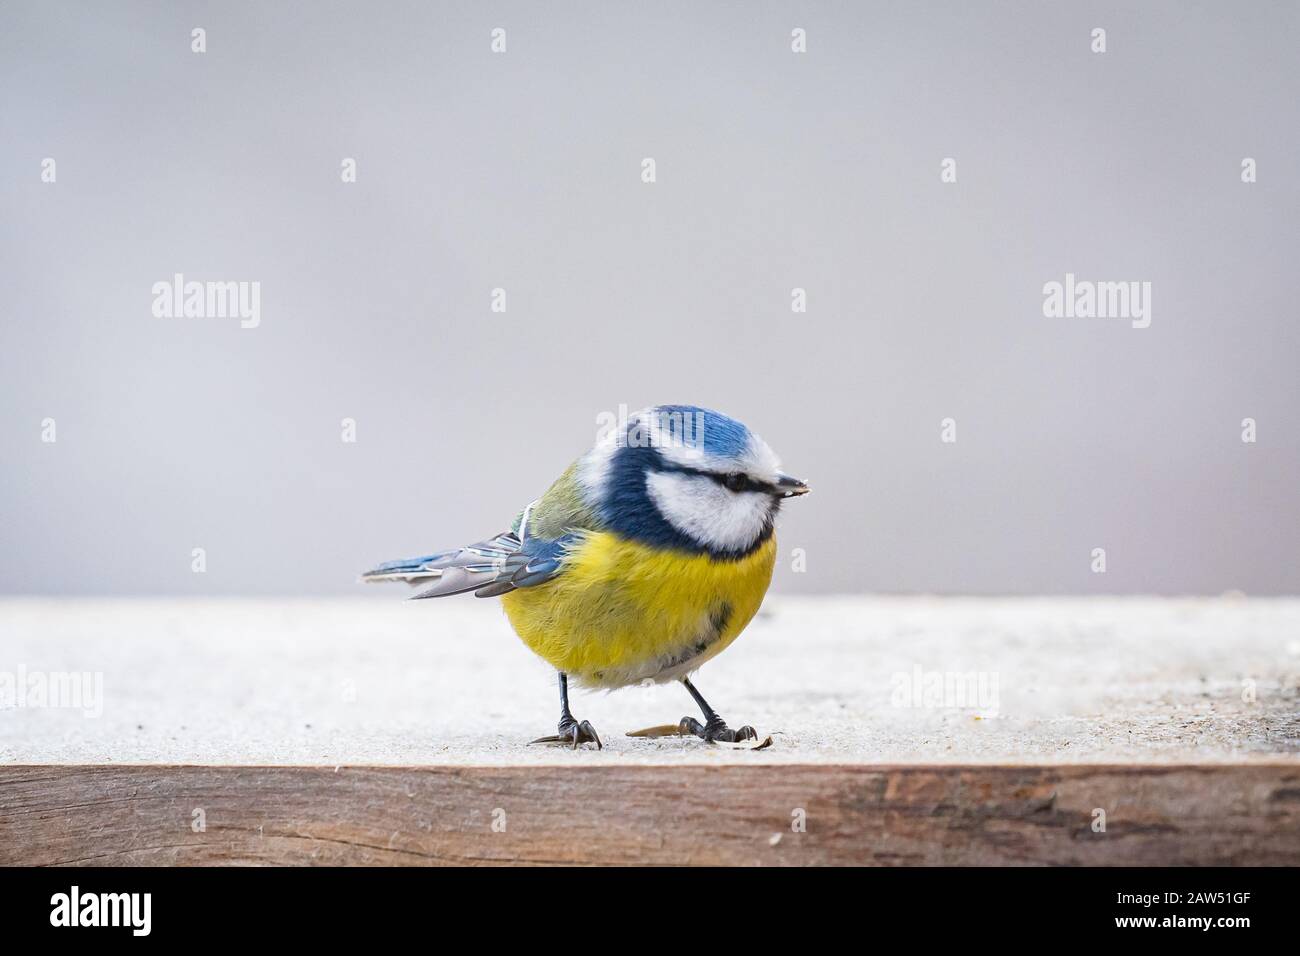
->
[362,529,579,600]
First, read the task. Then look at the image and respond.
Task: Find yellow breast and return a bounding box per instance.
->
[501,532,776,688]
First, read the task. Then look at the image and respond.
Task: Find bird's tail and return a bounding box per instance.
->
[360,531,521,599]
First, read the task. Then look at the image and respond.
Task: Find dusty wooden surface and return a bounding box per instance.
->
[3,763,1297,866]
[2,596,1296,764]
[1,597,1297,864]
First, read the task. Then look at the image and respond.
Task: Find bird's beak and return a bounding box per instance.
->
[775,473,810,498]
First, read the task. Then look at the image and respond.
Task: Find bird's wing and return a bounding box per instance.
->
[471,464,598,597]
[359,531,522,597]
[470,460,602,597]
[512,460,603,540]
[469,531,586,598]
[361,460,602,601]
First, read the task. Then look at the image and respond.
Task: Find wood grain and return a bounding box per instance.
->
[3,763,1297,866]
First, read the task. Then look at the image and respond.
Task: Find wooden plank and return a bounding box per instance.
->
[3,763,1297,866]
[4,600,1297,865]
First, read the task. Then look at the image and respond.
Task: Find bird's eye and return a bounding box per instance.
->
[723,472,748,493]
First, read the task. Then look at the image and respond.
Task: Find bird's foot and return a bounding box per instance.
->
[678,715,757,744]
[530,715,602,750]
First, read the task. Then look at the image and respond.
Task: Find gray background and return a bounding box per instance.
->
[2,1,1297,596]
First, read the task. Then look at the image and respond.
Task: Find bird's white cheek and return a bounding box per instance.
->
[645,472,771,552]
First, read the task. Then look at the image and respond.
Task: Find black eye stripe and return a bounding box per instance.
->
[652,458,775,494]
[720,472,750,492]
[709,470,766,493]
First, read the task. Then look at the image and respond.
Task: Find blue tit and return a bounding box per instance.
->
[362,405,809,748]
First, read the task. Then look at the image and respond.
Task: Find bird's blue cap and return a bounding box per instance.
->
[636,404,753,459]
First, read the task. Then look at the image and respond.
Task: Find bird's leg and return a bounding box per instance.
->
[529,672,601,749]
[677,676,757,743]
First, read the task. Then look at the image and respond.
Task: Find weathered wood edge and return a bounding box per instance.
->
[2,763,1297,866]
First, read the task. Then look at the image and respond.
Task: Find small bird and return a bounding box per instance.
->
[362,405,809,748]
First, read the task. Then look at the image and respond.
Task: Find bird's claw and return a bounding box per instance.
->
[678,715,758,744]
[530,716,602,750]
